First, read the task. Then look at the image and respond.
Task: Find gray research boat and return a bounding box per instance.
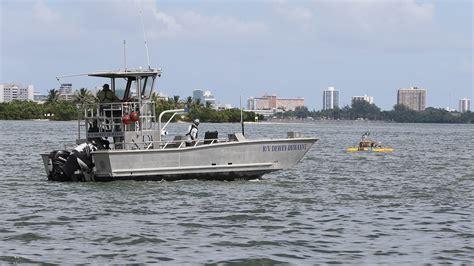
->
[41,68,318,182]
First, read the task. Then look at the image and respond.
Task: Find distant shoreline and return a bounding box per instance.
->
[1,119,472,125]
[1,99,472,124]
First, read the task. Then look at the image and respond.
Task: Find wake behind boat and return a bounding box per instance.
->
[41,68,318,182]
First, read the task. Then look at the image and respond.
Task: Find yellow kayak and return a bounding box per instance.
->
[347,147,394,153]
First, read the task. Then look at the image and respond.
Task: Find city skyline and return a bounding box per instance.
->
[1,1,472,110]
[1,81,471,113]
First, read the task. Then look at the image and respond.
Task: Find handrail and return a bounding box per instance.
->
[110,138,228,151]
[78,101,156,138]
[157,109,188,142]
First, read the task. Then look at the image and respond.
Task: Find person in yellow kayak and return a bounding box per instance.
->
[348,132,392,152]
[358,132,379,150]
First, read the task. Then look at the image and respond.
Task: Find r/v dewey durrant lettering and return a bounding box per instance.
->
[262,144,307,152]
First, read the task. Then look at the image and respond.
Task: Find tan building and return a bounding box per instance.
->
[277,98,305,111]
[248,94,276,110]
[248,94,304,111]
[397,86,426,111]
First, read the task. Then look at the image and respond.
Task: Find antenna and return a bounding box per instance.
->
[240,96,245,136]
[123,40,127,71]
[139,7,151,69]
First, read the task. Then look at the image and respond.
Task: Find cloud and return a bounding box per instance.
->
[177,10,267,36]
[33,0,60,23]
[2,0,269,63]
[145,9,268,39]
[272,0,438,50]
[151,9,183,37]
[274,0,435,32]
[120,0,268,39]
[343,0,434,33]
[274,4,313,28]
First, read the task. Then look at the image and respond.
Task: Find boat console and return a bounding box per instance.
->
[78,69,166,150]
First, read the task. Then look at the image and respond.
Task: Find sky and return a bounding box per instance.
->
[1,0,472,110]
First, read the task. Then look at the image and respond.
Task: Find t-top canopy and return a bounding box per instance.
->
[88,68,161,78]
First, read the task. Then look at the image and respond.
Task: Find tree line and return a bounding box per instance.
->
[275,99,474,123]
[153,94,261,123]
[0,88,261,122]
[0,89,472,123]
[0,88,94,120]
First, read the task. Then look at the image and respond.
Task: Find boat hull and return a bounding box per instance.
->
[91,170,271,182]
[42,138,317,181]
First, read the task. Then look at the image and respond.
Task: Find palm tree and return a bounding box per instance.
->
[195,98,202,107]
[172,95,180,108]
[73,88,94,106]
[151,92,158,103]
[186,96,193,106]
[45,89,60,105]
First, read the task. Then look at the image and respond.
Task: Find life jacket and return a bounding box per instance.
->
[186,124,198,139]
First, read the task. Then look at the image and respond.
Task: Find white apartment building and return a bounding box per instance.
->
[0,83,34,102]
[323,87,339,110]
[459,98,471,113]
[352,94,374,104]
[58,83,75,101]
[33,92,47,103]
[193,89,216,106]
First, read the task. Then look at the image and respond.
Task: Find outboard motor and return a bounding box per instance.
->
[47,150,71,181]
[47,142,97,182]
[61,143,97,182]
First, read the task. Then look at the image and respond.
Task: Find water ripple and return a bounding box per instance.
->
[0,121,473,264]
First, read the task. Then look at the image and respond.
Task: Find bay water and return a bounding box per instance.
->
[0,120,472,264]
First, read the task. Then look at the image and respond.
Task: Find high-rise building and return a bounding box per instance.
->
[397,86,426,111]
[247,94,276,110]
[352,94,374,104]
[156,92,168,101]
[193,89,216,106]
[459,98,471,113]
[323,87,339,110]
[33,92,47,103]
[247,94,304,111]
[0,83,34,102]
[276,97,305,111]
[58,83,75,101]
